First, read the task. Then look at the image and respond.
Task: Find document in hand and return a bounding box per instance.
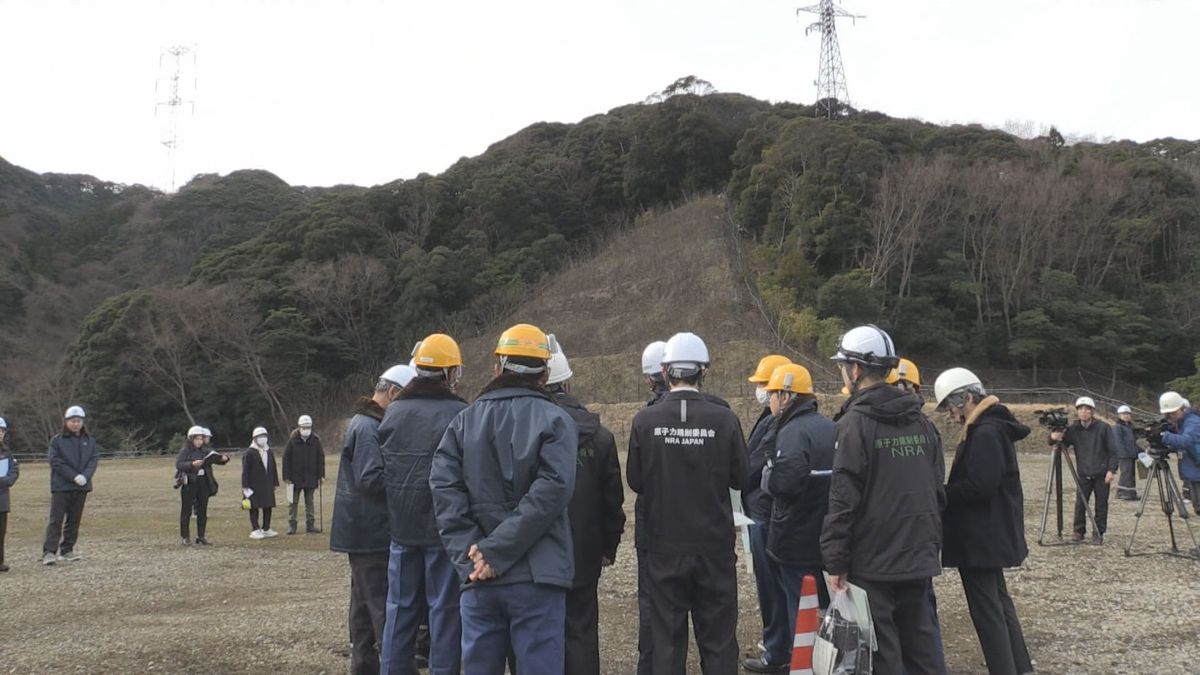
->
[286,483,295,505]
[0,458,8,478]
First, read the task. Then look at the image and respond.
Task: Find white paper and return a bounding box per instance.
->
[0,458,8,478]
[286,483,295,505]
[812,636,838,675]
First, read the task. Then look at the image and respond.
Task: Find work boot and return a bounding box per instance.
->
[195,537,211,546]
[287,523,297,535]
[306,522,321,534]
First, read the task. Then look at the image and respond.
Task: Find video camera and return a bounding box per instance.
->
[1035,408,1070,432]
[1135,417,1174,457]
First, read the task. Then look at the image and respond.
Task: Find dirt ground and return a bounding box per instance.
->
[2,445,1199,674]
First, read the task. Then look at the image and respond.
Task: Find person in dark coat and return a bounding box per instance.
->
[283,414,325,534]
[627,332,748,675]
[42,405,99,566]
[175,426,229,546]
[1113,405,1140,500]
[378,335,468,675]
[0,417,19,572]
[821,326,944,675]
[762,365,835,628]
[740,355,792,674]
[935,368,1033,675]
[430,324,577,673]
[333,364,415,675]
[1049,397,1118,543]
[546,338,625,675]
[242,426,279,539]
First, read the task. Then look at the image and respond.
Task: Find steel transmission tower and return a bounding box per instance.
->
[155,45,197,191]
[796,0,862,118]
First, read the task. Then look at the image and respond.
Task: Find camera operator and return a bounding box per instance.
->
[1048,397,1118,544]
[1113,405,1140,501]
[1158,392,1200,516]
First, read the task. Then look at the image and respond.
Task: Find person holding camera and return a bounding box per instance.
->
[1113,405,1140,501]
[1049,397,1118,544]
[1158,392,1200,516]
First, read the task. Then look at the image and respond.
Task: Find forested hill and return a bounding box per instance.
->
[1,83,1198,453]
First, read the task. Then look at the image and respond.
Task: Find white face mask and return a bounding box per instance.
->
[755,386,771,407]
[300,428,311,439]
[255,436,269,449]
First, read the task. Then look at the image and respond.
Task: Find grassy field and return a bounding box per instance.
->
[3,400,1200,674]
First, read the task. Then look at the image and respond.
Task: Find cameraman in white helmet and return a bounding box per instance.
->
[1159,392,1200,516]
[1049,397,1118,543]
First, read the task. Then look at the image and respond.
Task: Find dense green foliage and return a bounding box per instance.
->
[1,89,1198,452]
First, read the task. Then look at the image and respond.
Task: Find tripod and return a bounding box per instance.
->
[1037,442,1100,545]
[1123,454,1200,559]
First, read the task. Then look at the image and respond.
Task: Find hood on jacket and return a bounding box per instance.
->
[399,376,467,403]
[964,396,1030,444]
[841,382,925,424]
[352,396,385,421]
[476,373,555,402]
[554,392,600,441]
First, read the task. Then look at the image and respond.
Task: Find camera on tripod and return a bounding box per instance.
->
[1134,417,1174,457]
[1035,408,1070,432]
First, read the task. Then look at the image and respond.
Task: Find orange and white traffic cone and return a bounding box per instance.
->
[789,574,820,675]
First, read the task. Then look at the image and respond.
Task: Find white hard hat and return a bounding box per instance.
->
[252,426,268,439]
[1074,396,1096,410]
[641,341,667,375]
[662,332,710,366]
[1159,391,1187,415]
[187,425,205,437]
[201,427,212,437]
[1116,405,1132,415]
[545,335,573,385]
[831,325,899,369]
[64,405,86,419]
[298,415,313,427]
[0,417,6,429]
[933,367,983,409]
[380,364,416,388]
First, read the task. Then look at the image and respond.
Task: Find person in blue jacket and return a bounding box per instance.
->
[42,406,99,566]
[1159,392,1200,516]
[430,323,577,674]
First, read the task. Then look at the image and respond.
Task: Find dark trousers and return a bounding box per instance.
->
[1074,473,1110,535]
[638,549,738,675]
[459,581,566,675]
[0,511,7,565]
[43,491,87,555]
[565,581,601,675]
[749,523,792,666]
[180,479,211,539]
[924,579,948,675]
[852,578,941,675]
[1117,458,1137,498]
[958,569,1032,675]
[381,543,461,675]
[775,562,830,650]
[349,551,390,675]
[1191,481,1200,516]
[289,486,316,528]
[249,507,273,531]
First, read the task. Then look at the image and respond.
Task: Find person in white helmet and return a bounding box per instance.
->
[934,368,1033,675]
[1112,405,1141,501]
[627,332,748,674]
[283,414,325,534]
[0,416,18,572]
[333,363,415,675]
[175,426,229,546]
[821,325,945,675]
[42,406,99,565]
[242,426,280,539]
[1049,397,1118,543]
[642,341,670,406]
[1158,392,1200,515]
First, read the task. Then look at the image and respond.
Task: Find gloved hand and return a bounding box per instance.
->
[243,488,254,498]
[73,474,87,486]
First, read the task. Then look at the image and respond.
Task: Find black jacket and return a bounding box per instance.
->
[379,378,468,547]
[1113,421,1140,460]
[48,430,99,493]
[431,375,578,588]
[282,431,325,489]
[241,446,279,509]
[554,392,626,589]
[765,398,835,568]
[647,386,731,410]
[943,398,1029,570]
[0,447,18,512]
[627,389,749,556]
[175,445,229,495]
[330,397,391,554]
[1061,419,1118,477]
[821,384,945,582]
[743,408,778,522]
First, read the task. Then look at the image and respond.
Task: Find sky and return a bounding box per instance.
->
[1,0,1196,191]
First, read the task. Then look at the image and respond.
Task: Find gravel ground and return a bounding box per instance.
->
[2,447,1199,674]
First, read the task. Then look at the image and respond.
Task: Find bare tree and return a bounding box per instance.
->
[292,255,394,370]
[122,290,201,424]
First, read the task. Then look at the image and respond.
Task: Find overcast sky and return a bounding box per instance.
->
[1,0,1196,190]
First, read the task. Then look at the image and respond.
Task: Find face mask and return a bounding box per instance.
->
[255,436,269,449]
[755,386,771,407]
[300,428,311,439]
